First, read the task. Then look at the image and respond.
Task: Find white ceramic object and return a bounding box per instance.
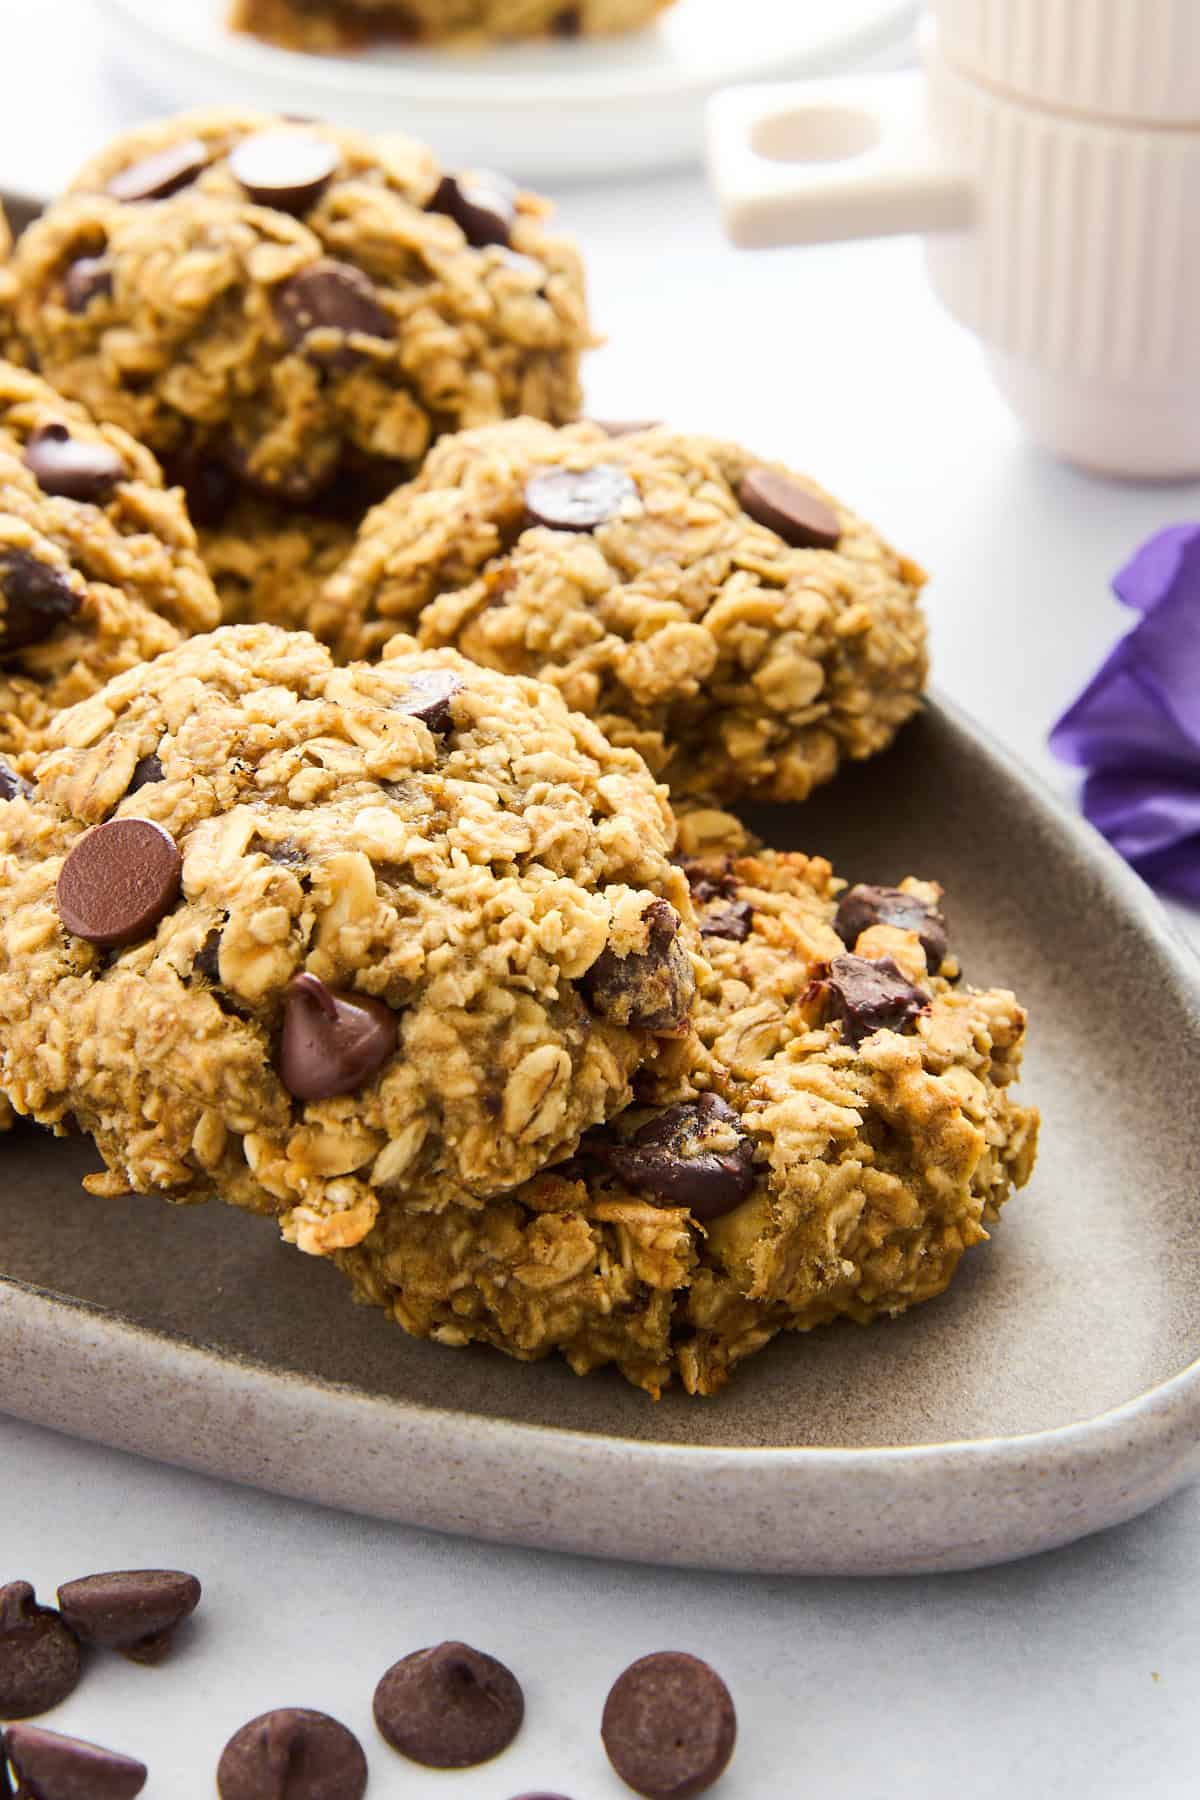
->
[707,1,1200,479]
[94,0,917,185]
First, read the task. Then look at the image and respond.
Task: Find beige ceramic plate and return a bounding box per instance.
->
[4,697,1200,1573]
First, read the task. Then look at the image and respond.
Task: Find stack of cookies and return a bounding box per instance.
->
[0,113,1038,1396]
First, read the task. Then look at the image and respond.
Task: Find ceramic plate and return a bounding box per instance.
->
[4,696,1200,1575]
[94,0,917,181]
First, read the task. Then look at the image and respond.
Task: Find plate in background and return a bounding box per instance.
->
[3,697,1200,1576]
[95,0,917,182]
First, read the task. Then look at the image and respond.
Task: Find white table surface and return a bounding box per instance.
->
[4,3,1200,1796]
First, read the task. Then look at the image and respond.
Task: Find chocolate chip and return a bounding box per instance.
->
[166,447,238,528]
[105,138,209,202]
[0,757,33,802]
[739,466,841,551]
[834,883,948,972]
[0,1586,81,1721]
[374,1641,524,1770]
[680,860,737,905]
[525,465,638,533]
[23,424,127,504]
[126,753,165,795]
[698,900,753,943]
[427,171,517,249]
[274,260,395,369]
[824,953,928,1047]
[56,1570,200,1664]
[0,550,80,653]
[63,256,112,314]
[194,928,223,982]
[602,1652,737,1800]
[217,1708,367,1800]
[598,1093,755,1223]
[394,669,461,733]
[4,1724,147,1800]
[591,419,661,437]
[581,898,694,1032]
[57,818,182,949]
[279,972,398,1102]
[229,130,340,213]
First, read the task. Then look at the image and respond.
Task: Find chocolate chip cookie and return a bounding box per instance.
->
[11,113,591,515]
[0,624,699,1248]
[337,836,1038,1394]
[322,419,928,803]
[229,0,674,50]
[0,362,219,756]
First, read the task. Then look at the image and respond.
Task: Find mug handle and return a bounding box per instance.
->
[706,72,975,250]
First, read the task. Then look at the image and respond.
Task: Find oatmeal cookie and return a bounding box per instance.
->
[0,362,219,757]
[337,839,1038,1395]
[0,624,699,1245]
[198,498,356,628]
[231,0,674,48]
[11,112,591,514]
[322,419,928,802]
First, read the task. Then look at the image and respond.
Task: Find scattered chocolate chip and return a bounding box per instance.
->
[699,900,753,943]
[279,972,398,1102]
[57,818,182,949]
[56,1570,200,1665]
[581,898,694,1032]
[274,260,395,369]
[217,1708,367,1800]
[126,753,165,795]
[602,1652,737,1800]
[166,447,238,528]
[0,758,33,802]
[63,256,112,314]
[525,464,638,533]
[394,668,461,733]
[374,1641,524,1770]
[4,1724,147,1800]
[23,423,127,504]
[591,419,661,438]
[598,1093,755,1223]
[739,466,841,551]
[229,130,339,213]
[824,953,928,1047]
[105,138,209,203]
[427,170,517,249]
[834,883,948,972]
[194,928,223,982]
[0,550,80,654]
[0,1584,82,1721]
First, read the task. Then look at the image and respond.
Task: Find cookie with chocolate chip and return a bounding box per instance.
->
[11,111,591,517]
[337,829,1038,1396]
[0,623,699,1248]
[323,419,928,802]
[228,0,675,51]
[0,361,219,757]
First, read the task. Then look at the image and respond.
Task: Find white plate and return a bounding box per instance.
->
[96,0,917,182]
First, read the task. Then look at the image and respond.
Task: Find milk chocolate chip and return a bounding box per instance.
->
[217,1709,367,1800]
[0,1584,81,1721]
[279,973,398,1101]
[602,1652,737,1800]
[106,139,209,202]
[274,260,395,367]
[230,130,340,213]
[525,465,638,532]
[0,550,80,653]
[23,424,127,504]
[57,1570,201,1665]
[739,466,840,551]
[56,818,182,949]
[374,1641,524,1769]
[4,1724,147,1800]
[427,171,517,248]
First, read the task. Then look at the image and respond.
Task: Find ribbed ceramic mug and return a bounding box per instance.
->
[706,0,1200,480]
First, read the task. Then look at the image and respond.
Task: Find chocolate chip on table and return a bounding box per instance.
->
[427,170,518,249]
[0,550,80,653]
[581,898,694,1032]
[739,465,841,551]
[56,1570,200,1665]
[63,256,113,314]
[56,818,182,949]
[217,1708,367,1800]
[525,464,639,532]
[698,900,753,943]
[824,953,928,1047]
[834,882,948,972]
[394,669,461,733]
[0,758,33,802]
[279,972,398,1102]
[273,260,395,368]
[602,1652,737,1800]
[598,1093,755,1223]
[374,1641,524,1770]
[4,1723,147,1800]
[0,1586,81,1722]
[23,424,127,504]
[125,753,165,795]
[229,130,340,213]
[105,138,209,203]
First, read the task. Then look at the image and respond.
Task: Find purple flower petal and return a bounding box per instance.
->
[1112,523,1200,615]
